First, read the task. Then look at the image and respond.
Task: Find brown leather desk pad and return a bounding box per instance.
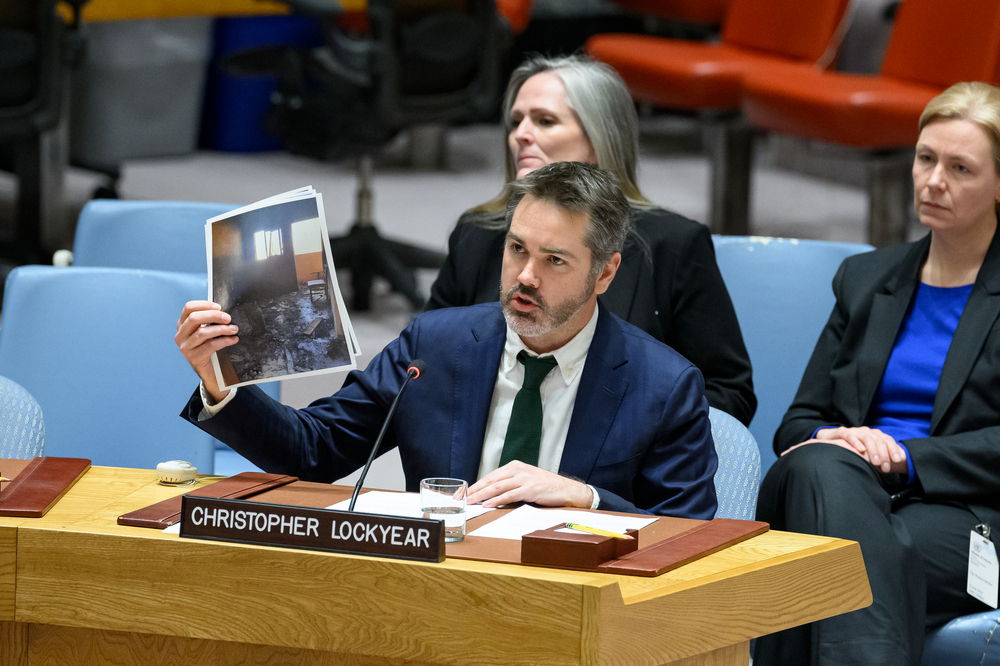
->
[117,472,298,528]
[0,458,35,481]
[0,457,92,518]
[251,482,769,574]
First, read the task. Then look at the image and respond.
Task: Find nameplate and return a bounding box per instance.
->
[179,495,444,562]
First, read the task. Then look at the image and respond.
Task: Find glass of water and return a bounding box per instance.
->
[420,477,467,543]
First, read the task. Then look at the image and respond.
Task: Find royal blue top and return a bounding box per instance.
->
[867,282,974,482]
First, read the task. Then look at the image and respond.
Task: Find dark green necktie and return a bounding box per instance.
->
[499,351,558,467]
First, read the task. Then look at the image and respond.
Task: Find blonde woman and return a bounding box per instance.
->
[756,81,1000,666]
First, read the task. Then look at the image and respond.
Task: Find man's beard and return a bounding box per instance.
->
[500,275,596,340]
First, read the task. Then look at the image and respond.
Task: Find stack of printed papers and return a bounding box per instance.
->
[206,186,360,389]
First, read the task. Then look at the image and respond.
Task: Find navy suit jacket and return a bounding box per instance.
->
[183,303,718,518]
[426,207,756,425]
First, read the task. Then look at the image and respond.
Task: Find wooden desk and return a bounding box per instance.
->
[0,466,871,665]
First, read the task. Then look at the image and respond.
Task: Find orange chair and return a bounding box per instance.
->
[494,0,532,35]
[741,0,1000,246]
[586,0,851,234]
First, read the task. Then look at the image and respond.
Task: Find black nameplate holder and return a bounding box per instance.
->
[179,495,445,562]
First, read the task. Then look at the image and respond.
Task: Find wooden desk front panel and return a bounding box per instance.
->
[1,622,752,666]
[14,527,870,666]
[0,527,15,622]
[594,538,870,664]
[2,467,872,665]
[15,528,600,665]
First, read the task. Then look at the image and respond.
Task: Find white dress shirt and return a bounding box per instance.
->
[477,307,599,508]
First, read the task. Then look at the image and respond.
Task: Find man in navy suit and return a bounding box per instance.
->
[175,162,717,518]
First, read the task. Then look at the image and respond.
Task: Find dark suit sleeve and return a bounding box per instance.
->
[180,336,416,483]
[593,366,718,519]
[905,426,1000,500]
[773,261,851,455]
[659,220,756,426]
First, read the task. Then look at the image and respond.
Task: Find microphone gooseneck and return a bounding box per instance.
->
[347,360,425,511]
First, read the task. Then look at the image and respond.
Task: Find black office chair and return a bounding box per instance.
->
[0,0,87,266]
[230,0,505,311]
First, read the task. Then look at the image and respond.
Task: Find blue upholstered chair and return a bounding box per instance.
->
[69,199,281,407]
[920,510,1000,662]
[923,610,1000,664]
[71,199,236,273]
[0,266,214,471]
[921,610,1000,666]
[0,375,44,458]
[713,236,874,475]
[708,406,760,520]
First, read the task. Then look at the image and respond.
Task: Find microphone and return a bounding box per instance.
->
[347,360,425,511]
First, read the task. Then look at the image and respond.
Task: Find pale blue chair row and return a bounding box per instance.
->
[72,199,236,273]
[0,375,44,458]
[708,406,760,521]
[69,199,281,455]
[0,266,214,471]
[712,236,875,475]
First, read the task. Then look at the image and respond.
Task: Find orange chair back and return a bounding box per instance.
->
[723,0,851,64]
[495,0,532,34]
[881,0,1000,87]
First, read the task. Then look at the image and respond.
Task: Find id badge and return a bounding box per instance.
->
[968,524,999,609]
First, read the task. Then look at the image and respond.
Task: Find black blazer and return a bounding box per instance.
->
[426,206,757,426]
[777,230,1000,522]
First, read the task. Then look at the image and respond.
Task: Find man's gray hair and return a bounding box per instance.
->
[505,161,631,271]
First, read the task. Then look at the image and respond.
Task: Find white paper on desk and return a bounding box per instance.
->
[467,505,657,541]
[327,491,494,521]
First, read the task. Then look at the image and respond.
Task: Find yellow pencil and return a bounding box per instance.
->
[564,522,635,540]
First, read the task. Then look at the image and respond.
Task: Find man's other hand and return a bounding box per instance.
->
[467,460,594,508]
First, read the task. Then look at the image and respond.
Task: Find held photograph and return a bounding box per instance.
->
[207,187,359,390]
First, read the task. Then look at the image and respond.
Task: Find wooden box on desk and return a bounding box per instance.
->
[521,523,638,569]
